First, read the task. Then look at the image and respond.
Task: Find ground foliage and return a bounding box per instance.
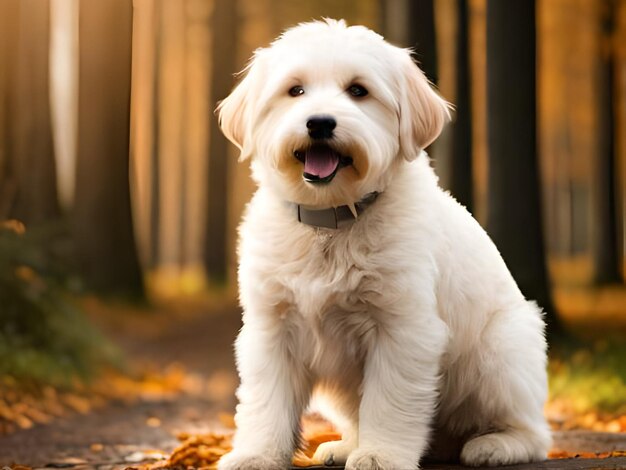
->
[0,220,121,385]
[0,363,194,435]
[547,337,626,432]
[127,414,342,469]
[125,414,626,470]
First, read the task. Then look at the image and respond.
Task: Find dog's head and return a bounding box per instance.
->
[218,19,450,206]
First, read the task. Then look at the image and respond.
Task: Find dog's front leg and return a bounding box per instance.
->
[347,313,447,470]
[218,317,311,470]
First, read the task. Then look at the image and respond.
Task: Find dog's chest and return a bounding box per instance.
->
[282,230,379,317]
[272,230,381,374]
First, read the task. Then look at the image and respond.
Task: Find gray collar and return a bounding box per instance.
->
[294,192,380,229]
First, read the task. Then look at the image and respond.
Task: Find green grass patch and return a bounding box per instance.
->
[0,222,122,387]
[549,338,626,415]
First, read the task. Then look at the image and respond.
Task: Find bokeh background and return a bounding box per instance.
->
[0,0,626,463]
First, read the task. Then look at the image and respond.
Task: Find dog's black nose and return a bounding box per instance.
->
[307,115,336,140]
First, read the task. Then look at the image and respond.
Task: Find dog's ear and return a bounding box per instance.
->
[397,50,451,161]
[216,59,258,161]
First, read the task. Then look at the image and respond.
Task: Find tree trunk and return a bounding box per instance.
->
[407,0,438,85]
[183,0,211,272]
[205,0,238,282]
[50,0,79,211]
[156,0,186,271]
[486,0,560,334]
[6,0,60,226]
[379,0,409,46]
[0,0,19,219]
[448,0,473,212]
[73,0,144,296]
[130,0,159,269]
[591,0,621,284]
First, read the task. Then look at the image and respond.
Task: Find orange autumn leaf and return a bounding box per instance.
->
[159,420,343,469]
[549,449,626,459]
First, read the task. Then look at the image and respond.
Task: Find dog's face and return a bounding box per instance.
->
[218,19,450,207]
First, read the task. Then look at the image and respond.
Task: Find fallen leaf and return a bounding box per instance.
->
[146,417,161,427]
[45,457,88,467]
[1,219,25,233]
[125,450,169,463]
[162,418,342,469]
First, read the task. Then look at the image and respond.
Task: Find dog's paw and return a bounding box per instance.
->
[345,448,417,470]
[217,451,288,470]
[461,434,514,467]
[461,431,546,467]
[312,439,356,466]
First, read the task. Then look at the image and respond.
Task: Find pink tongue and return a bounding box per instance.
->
[304,146,340,178]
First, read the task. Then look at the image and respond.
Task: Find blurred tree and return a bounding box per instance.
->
[0,0,60,226]
[486,0,560,335]
[448,0,473,212]
[0,0,18,218]
[156,0,186,273]
[408,0,438,85]
[182,0,212,274]
[205,0,238,282]
[591,0,621,285]
[129,0,161,270]
[73,0,144,296]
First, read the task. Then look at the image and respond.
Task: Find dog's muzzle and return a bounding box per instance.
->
[293,115,353,184]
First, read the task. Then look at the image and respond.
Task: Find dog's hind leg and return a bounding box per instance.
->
[459,302,551,467]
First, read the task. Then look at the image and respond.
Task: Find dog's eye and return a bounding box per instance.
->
[289,86,305,97]
[347,84,368,98]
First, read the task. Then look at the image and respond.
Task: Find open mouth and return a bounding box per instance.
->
[293,144,353,184]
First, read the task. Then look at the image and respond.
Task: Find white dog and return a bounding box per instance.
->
[217,19,551,470]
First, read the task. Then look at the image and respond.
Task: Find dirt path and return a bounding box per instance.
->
[1,304,625,469]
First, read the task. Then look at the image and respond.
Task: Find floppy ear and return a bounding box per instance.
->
[216,58,258,161]
[397,49,451,161]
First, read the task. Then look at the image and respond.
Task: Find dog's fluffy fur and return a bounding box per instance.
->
[217,19,551,470]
